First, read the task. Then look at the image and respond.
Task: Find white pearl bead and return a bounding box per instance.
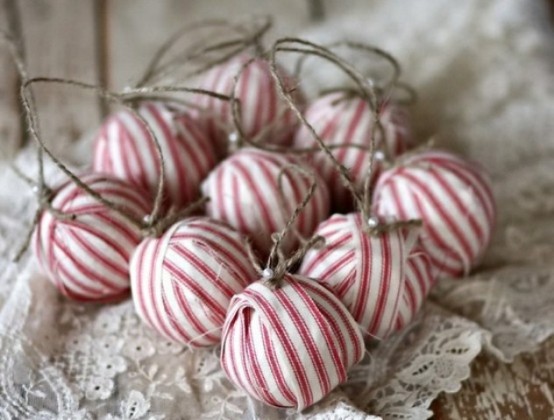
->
[228,131,239,143]
[262,268,274,279]
[143,215,152,224]
[367,216,379,228]
[374,150,385,161]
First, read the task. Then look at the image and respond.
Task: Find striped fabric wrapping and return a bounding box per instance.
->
[293,93,412,210]
[220,274,364,410]
[299,213,436,338]
[194,54,302,153]
[395,243,436,331]
[201,148,330,257]
[130,217,257,347]
[93,101,217,210]
[33,173,151,302]
[372,150,496,279]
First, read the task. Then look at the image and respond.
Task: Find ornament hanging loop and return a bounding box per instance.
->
[263,164,326,289]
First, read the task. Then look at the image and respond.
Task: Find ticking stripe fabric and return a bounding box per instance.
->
[299,213,435,338]
[194,54,301,152]
[33,173,151,302]
[201,148,330,257]
[93,101,216,210]
[372,150,496,278]
[220,274,364,410]
[293,93,412,210]
[130,217,257,347]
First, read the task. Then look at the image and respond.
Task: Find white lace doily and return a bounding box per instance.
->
[1,0,554,418]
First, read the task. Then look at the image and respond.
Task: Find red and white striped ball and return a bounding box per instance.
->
[33,173,151,302]
[299,213,436,338]
[201,148,330,257]
[130,217,257,347]
[372,151,496,279]
[293,93,412,210]
[194,54,302,152]
[93,101,217,210]
[221,274,364,410]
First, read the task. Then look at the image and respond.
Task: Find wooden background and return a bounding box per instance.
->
[0,0,319,159]
[0,1,553,418]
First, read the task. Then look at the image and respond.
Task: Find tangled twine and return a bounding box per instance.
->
[267,37,418,233]
[3,15,420,264]
[244,163,325,289]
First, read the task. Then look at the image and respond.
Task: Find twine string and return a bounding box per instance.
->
[4,21,422,264]
[5,62,233,259]
[138,16,272,86]
[269,37,379,220]
[326,40,401,91]
[270,163,317,260]
[0,30,46,199]
[21,78,153,229]
[269,38,425,237]
[142,196,209,238]
[20,78,233,235]
[262,164,325,288]
[275,163,318,245]
[384,137,436,170]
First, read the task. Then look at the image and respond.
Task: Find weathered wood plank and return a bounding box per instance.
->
[106,0,313,90]
[433,336,554,419]
[18,0,102,154]
[0,0,23,160]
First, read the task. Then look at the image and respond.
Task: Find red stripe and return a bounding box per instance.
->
[51,233,123,294]
[403,172,474,264]
[302,279,363,366]
[316,250,355,284]
[64,228,128,280]
[148,103,189,202]
[133,241,156,330]
[232,156,279,237]
[186,219,254,281]
[164,254,227,320]
[431,166,485,251]
[352,216,371,324]
[246,287,313,405]
[244,314,279,406]
[167,270,219,343]
[172,238,237,298]
[230,170,249,234]
[146,238,179,341]
[260,321,296,405]
[277,282,331,397]
[302,231,352,274]
[171,232,252,290]
[68,216,135,263]
[410,189,463,276]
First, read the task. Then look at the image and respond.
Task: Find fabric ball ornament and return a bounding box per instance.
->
[372,150,496,278]
[93,101,217,210]
[201,148,330,256]
[300,213,436,338]
[130,217,257,347]
[293,93,412,210]
[33,173,151,302]
[221,274,364,410]
[194,53,302,152]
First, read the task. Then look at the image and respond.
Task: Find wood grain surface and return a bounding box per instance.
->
[433,336,554,419]
[16,0,102,154]
[0,0,23,159]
